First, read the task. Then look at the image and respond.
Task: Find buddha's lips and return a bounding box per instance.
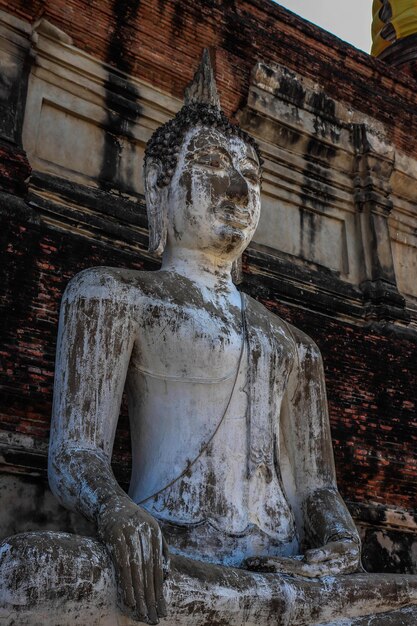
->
[215,202,250,228]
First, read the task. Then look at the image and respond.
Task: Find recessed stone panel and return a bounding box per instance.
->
[36,101,106,182]
[391,236,417,298]
[255,193,349,275]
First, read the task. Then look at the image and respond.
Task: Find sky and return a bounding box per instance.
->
[275,0,373,53]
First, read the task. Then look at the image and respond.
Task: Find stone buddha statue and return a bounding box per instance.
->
[1,50,417,626]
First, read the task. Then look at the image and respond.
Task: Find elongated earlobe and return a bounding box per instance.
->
[232,257,243,284]
[145,161,167,256]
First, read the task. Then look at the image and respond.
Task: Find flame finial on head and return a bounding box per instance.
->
[184,48,221,108]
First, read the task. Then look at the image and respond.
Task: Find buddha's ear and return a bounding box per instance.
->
[144,160,167,256]
[231,256,243,285]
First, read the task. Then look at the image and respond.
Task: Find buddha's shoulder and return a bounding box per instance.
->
[62,266,169,306]
[244,293,321,357]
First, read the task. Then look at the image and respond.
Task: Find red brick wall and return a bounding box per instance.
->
[3,0,417,158]
[0,205,147,479]
[264,298,417,511]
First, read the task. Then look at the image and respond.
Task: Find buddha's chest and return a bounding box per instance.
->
[132,300,243,381]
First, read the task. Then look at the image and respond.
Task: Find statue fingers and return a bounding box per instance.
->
[122,526,148,622]
[299,555,359,578]
[110,532,137,612]
[314,557,356,577]
[340,547,362,573]
[139,524,159,625]
[244,555,279,572]
[305,541,359,565]
[245,556,325,578]
[304,542,344,564]
[243,553,359,578]
[304,546,330,564]
[328,540,361,570]
[244,555,350,578]
[245,555,304,574]
[152,527,168,618]
[279,560,341,578]
[162,533,170,571]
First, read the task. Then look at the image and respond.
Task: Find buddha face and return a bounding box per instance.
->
[164,126,261,260]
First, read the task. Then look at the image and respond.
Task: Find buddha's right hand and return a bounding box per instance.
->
[244,539,359,578]
[96,496,168,624]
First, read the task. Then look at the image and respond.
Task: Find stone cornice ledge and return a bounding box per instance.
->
[239,60,417,207]
[349,501,417,535]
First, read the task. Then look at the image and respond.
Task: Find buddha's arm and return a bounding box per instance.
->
[282,326,361,575]
[247,325,360,577]
[284,327,360,546]
[48,269,167,624]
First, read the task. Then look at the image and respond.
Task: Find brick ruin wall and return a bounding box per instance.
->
[4,0,417,156]
[0,0,416,573]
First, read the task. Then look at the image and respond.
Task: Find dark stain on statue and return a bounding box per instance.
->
[100,0,143,194]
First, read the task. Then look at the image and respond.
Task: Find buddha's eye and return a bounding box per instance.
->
[242,168,260,184]
[194,152,229,169]
[207,156,222,167]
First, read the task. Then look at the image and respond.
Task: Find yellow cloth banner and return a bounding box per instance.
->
[372,0,417,56]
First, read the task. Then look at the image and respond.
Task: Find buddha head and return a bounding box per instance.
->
[144,50,262,263]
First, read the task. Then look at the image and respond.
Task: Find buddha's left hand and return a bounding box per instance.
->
[244,539,361,577]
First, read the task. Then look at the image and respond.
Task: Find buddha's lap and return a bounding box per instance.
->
[1,531,417,625]
[0,532,115,603]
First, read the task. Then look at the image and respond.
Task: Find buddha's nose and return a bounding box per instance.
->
[226,168,249,206]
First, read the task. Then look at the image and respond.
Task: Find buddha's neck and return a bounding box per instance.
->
[161,247,237,296]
